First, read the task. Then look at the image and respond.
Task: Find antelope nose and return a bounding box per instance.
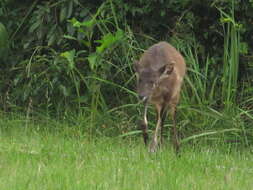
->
[139,95,144,99]
[139,95,147,102]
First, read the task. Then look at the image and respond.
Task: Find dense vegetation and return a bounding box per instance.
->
[0,0,253,145]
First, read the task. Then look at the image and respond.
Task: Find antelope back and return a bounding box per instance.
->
[134,41,186,101]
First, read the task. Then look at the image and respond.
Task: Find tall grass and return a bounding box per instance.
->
[168,35,252,145]
[1,0,252,145]
[218,2,240,110]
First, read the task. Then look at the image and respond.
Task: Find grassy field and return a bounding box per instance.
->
[0,118,252,190]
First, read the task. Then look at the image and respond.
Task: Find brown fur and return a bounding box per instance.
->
[134,41,186,153]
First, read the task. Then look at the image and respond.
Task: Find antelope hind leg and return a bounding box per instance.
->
[160,106,168,145]
[170,105,180,154]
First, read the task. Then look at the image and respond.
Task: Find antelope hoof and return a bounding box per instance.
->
[149,141,158,153]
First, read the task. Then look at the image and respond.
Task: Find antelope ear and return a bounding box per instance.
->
[158,65,166,74]
[165,64,174,74]
[133,60,140,73]
[158,64,174,75]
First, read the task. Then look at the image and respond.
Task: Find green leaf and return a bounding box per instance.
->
[81,40,91,48]
[95,29,124,53]
[220,17,233,24]
[77,96,88,103]
[63,34,77,41]
[160,10,165,17]
[80,19,95,28]
[68,18,95,29]
[115,29,124,40]
[68,18,80,27]
[48,34,56,46]
[60,6,67,23]
[95,33,114,53]
[60,50,76,70]
[29,20,41,33]
[239,42,248,54]
[0,22,9,59]
[59,84,69,97]
[67,1,73,18]
[87,53,97,71]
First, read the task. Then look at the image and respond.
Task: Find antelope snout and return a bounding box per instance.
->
[139,95,148,103]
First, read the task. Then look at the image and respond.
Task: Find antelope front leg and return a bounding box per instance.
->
[149,105,162,153]
[141,104,149,145]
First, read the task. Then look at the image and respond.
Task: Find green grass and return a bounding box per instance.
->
[0,118,252,190]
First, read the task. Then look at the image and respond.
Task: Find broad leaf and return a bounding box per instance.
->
[0,22,8,59]
[60,49,76,70]
[95,29,124,53]
[87,53,98,71]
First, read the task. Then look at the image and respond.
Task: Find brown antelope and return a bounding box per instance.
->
[134,41,186,153]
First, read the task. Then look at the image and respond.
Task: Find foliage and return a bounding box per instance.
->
[0,22,9,60]
[0,0,252,145]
